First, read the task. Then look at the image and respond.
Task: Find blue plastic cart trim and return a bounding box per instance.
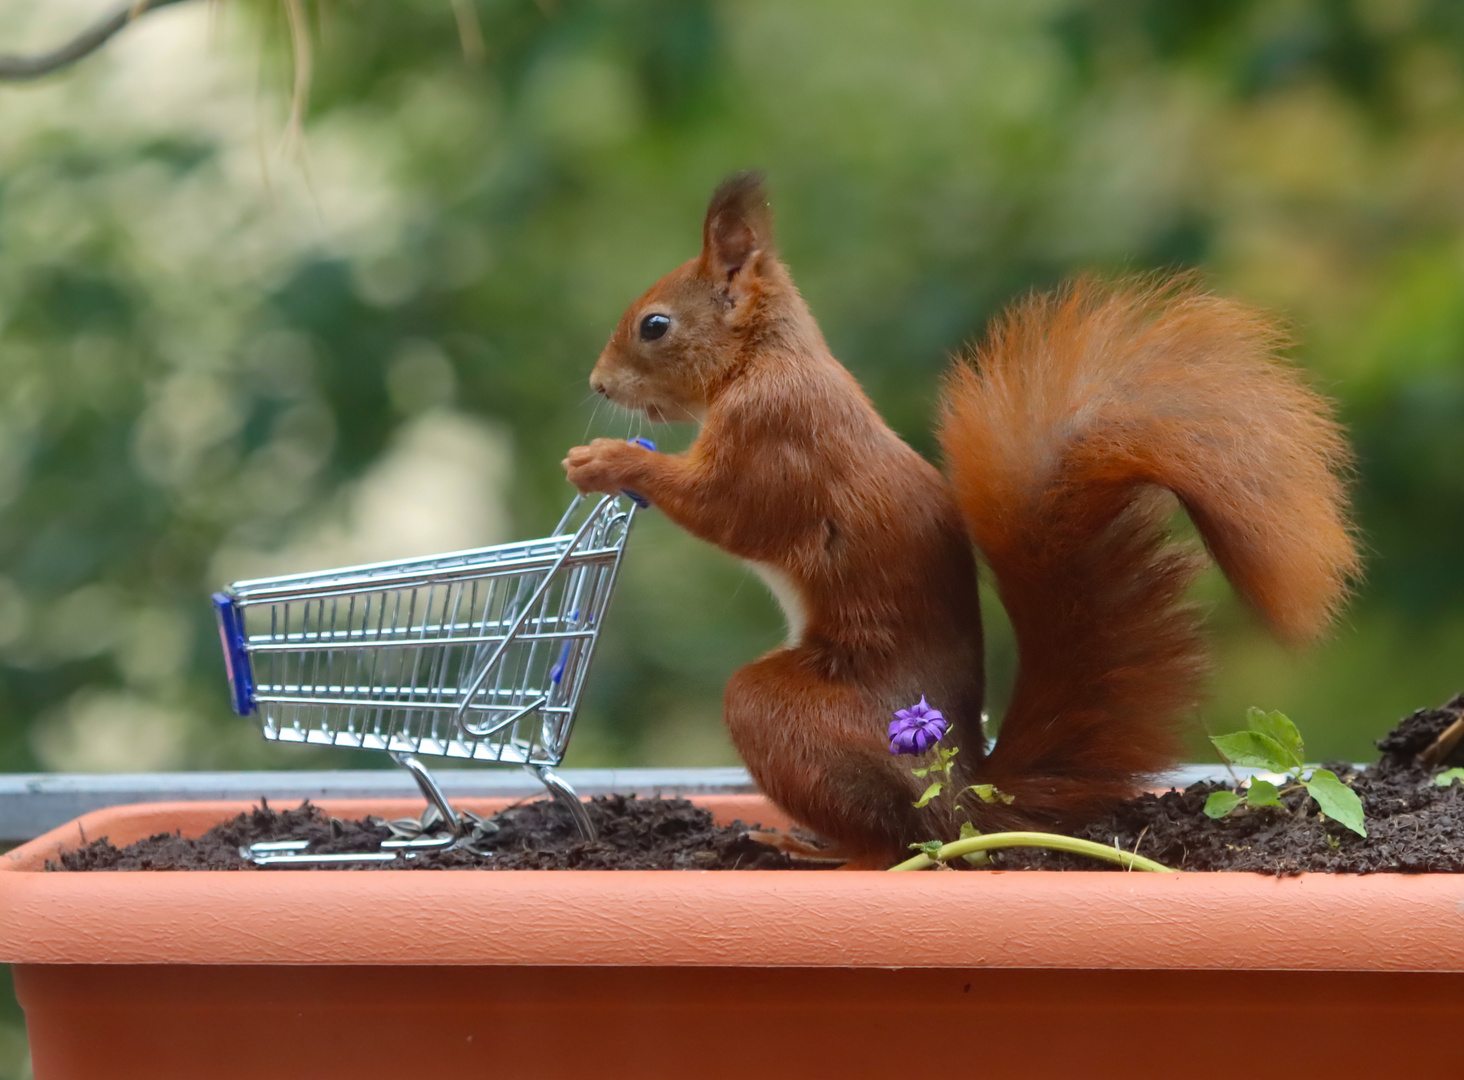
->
[212,592,257,716]
[621,437,656,508]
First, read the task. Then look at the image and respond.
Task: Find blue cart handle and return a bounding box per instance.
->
[622,437,656,508]
[212,593,256,716]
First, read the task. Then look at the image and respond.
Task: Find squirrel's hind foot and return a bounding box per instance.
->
[746,827,906,869]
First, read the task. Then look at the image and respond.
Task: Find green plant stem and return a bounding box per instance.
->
[887,831,1178,872]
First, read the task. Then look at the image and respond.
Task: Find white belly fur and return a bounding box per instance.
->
[748,561,806,645]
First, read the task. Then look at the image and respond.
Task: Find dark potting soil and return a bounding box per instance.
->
[49,794,799,872]
[993,693,1464,874]
[48,695,1464,874]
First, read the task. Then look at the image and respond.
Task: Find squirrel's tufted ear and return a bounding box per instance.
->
[701,171,775,285]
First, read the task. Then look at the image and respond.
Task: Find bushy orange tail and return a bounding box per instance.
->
[938,276,1358,822]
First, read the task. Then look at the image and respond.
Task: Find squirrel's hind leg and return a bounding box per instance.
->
[723,650,925,867]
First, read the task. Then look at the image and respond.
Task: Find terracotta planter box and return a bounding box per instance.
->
[3,795,1464,1079]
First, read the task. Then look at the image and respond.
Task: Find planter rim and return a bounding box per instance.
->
[2,796,1461,972]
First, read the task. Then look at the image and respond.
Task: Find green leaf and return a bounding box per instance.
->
[909,840,944,856]
[956,821,990,866]
[1304,769,1367,837]
[1210,731,1297,773]
[913,781,943,809]
[1246,779,1283,808]
[1244,708,1305,770]
[1203,791,1242,819]
[963,783,1016,805]
[910,764,932,778]
[1435,768,1464,788]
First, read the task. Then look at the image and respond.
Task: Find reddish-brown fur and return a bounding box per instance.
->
[565,173,1358,865]
[940,278,1358,824]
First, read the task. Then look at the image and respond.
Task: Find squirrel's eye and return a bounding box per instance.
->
[639,313,671,341]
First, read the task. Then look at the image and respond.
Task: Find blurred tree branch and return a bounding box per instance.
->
[0,0,197,81]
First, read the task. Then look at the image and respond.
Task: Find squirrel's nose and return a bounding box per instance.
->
[590,376,609,396]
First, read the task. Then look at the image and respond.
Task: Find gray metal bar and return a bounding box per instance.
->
[251,694,568,713]
[228,545,621,600]
[243,629,596,652]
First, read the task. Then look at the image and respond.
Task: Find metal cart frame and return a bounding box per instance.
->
[213,490,640,863]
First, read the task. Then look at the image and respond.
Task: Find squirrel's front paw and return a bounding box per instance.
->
[562,438,644,496]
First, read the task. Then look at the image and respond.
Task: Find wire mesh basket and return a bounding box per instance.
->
[213,481,644,863]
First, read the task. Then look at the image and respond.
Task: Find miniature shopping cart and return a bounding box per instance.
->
[213,464,648,865]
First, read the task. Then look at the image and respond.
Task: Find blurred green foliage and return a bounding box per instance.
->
[1,0,1463,790]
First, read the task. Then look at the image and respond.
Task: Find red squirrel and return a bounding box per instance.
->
[564,172,1358,865]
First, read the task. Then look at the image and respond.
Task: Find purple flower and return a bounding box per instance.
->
[888,697,948,755]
